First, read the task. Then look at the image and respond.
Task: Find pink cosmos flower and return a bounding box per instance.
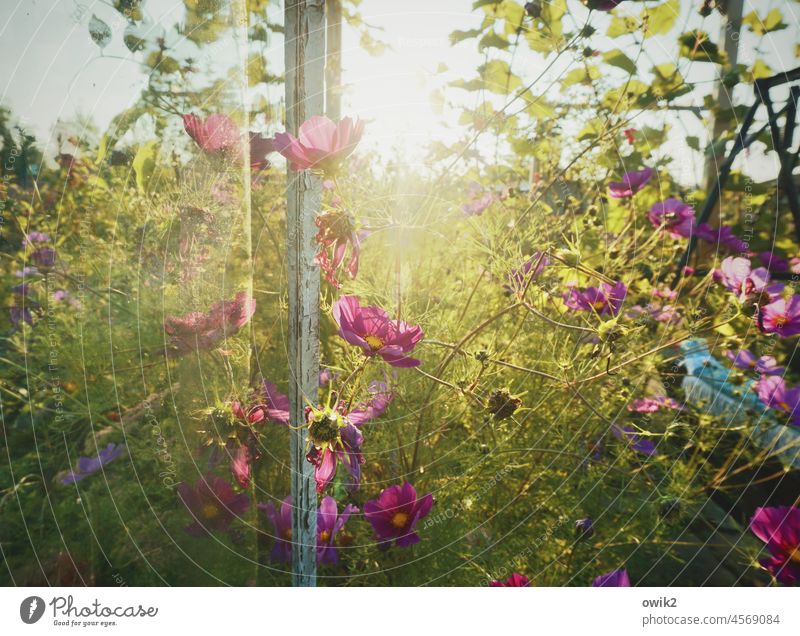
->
[183,113,241,155]
[713,257,782,306]
[259,495,357,565]
[333,295,424,368]
[563,281,627,316]
[317,495,359,565]
[305,403,365,493]
[756,376,800,425]
[592,569,631,586]
[608,167,653,198]
[760,296,800,337]
[647,198,695,238]
[164,291,256,356]
[315,208,361,288]
[626,302,681,325]
[627,396,681,413]
[177,474,250,537]
[230,445,251,489]
[259,496,293,563]
[462,182,497,216]
[489,573,530,587]
[363,481,434,548]
[273,116,365,173]
[749,506,800,585]
[725,349,784,375]
[503,252,549,295]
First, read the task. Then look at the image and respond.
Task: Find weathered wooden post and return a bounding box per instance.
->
[284,0,325,587]
[325,0,343,120]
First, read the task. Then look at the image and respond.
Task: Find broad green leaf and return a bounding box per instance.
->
[96,135,110,165]
[560,65,600,91]
[479,59,521,94]
[742,9,788,36]
[679,31,727,64]
[603,49,637,75]
[479,31,511,51]
[133,140,158,193]
[642,0,679,38]
[607,15,639,38]
[577,119,604,142]
[450,28,483,45]
[686,136,700,152]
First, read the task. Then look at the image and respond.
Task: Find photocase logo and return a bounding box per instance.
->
[20,596,45,624]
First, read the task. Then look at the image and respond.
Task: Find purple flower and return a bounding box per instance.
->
[164,291,256,355]
[317,496,358,565]
[489,573,530,587]
[756,376,800,425]
[608,167,652,198]
[758,252,790,273]
[713,257,782,306]
[230,445,251,489]
[31,247,56,269]
[611,424,658,456]
[725,349,784,375]
[503,253,549,295]
[749,506,800,585]
[24,231,50,246]
[647,198,695,239]
[259,496,293,563]
[363,481,434,548]
[347,380,394,426]
[333,295,424,368]
[575,517,595,539]
[256,380,291,425]
[462,182,497,216]
[592,569,631,587]
[627,396,681,413]
[14,266,39,278]
[176,474,250,537]
[60,443,125,485]
[563,281,627,316]
[259,495,357,566]
[304,401,365,493]
[273,116,365,173]
[760,296,800,337]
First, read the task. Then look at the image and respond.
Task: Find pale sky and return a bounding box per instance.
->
[0,1,798,184]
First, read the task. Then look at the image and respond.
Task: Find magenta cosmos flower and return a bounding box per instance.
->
[317,495,359,565]
[273,116,365,173]
[305,402,365,493]
[756,376,800,426]
[714,257,783,306]
[315,207,361,288]
[758,251,790,273]
[184,113,274,172]
[183,113,241,155]
[363,481,434,548]
[164,291,256,355]
[333,295,424,368]
[177,474,250,537]
[60,443,126,485]
[259,495,357,565]
[627,396,681,413]
[489,572,530,587]
[611,424,658,456]
[563,281,627,316]
[760,296,800,337]
[725,349,784,375]
[592,569,631,586]
[608,167,652,198]
[749,506,800,585]
[647,198,695,239]
[503,252,549,295]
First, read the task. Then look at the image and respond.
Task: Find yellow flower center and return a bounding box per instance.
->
[592,300,606,311]
[789,546,800,564]
[201,503,219,520]
[779,401,791,412]
[283,528,293,540]
[775,316,788,328]
[319,530,331,542]
[365,335,384,350]
[390,512,409,529]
